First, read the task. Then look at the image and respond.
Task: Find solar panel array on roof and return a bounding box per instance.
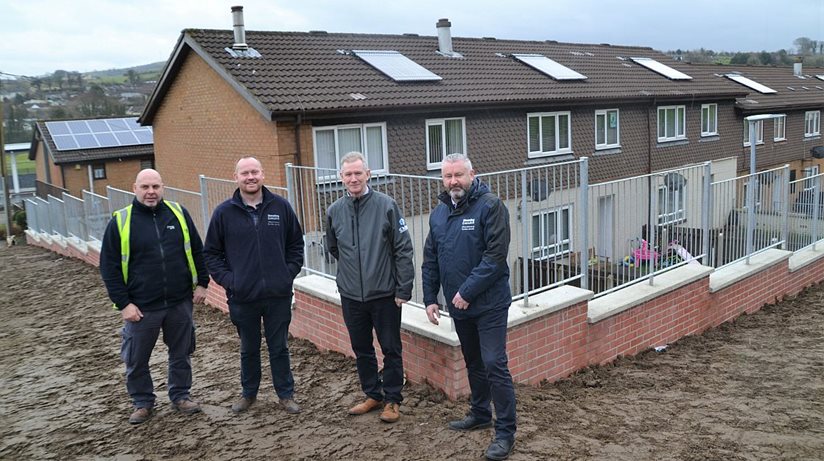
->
[352,50,442,82]
[631,57,692,80]
[45,118,153,151]
[725,74,778,94]
[512,53,587,81]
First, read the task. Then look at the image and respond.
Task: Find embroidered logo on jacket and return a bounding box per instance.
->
[267,214,281,226]
[461,218,475,231]
[398,218,408,233]
[166,225,176,230]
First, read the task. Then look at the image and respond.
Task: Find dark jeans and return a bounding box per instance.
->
[228,296,295,400]
[340,295,404,404]
[453,306,517,441]
[121,299,195,409]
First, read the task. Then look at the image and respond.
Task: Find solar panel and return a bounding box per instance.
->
[352,50,442,82]
[512,53,587,81]
[725,74,777,94]
[631,57,692,80]
[45,117,153,151]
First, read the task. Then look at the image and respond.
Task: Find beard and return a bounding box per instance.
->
[449,187,467,202]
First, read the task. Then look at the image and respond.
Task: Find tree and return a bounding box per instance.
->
[794,37,814,55]
[125,69,140,85]
[758,51,773,65]
[730,52,751,64]
[49,107,68,119]
[52,70,67,90]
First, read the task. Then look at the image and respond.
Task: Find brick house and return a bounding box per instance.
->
[140,11,754,193]
[29,117,154,198]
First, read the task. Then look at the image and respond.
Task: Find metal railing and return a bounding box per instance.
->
[24,162,824,307]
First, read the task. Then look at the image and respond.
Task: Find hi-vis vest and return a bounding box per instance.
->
[113,200,198,288]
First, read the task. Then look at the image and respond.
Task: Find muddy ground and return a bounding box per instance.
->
[1,242,823,461]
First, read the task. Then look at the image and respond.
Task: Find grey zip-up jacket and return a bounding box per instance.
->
[326,189,414,302]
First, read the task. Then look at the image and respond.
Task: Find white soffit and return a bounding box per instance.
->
[352,50,442,82]
[725,74,778,94]
[631,57,692,80]
[512,53,587,81]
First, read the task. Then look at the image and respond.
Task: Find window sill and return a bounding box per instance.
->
[774,138,787,143]
[656,139,689,148]
[524,154,575,166]
[803,135,821,141]
[699,134,720,143]
[594,146,622,156]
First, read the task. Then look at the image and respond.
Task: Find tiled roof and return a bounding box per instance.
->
[33,120,153,165]
[690,64,824,112]
[142,29,749,123]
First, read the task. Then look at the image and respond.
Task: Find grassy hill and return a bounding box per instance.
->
[83,61,166,84]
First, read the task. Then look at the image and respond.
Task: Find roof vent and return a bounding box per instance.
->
[231,6,248,50]
[794,61,803,76]
[436,18,462,58]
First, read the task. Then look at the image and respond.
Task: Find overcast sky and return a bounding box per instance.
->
[1,0,822,78]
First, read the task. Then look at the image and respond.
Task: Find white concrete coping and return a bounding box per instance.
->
[66,237,88,254]
[87,240,102,254]
[788,240,824,272]
[509,285,593,328]
[588,264,714,323]
[25,229,40,242]
[293,274,462,346]
[709,248,791,293]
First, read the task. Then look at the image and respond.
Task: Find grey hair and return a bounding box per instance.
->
[442,153,472,171]
[340,151,368,170]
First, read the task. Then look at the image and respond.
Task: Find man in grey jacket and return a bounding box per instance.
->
[326,151,414,423]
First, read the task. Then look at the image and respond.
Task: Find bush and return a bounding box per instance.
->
[13,209,26,229]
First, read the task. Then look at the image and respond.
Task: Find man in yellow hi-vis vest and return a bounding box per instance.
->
[100,169,209,425]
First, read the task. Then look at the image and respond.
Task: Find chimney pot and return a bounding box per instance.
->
[231,5,248,50]
[436,18,453,55]
[794,60,803,76]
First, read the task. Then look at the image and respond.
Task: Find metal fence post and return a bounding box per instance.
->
[285,163,296,210]
[199,174,209,234]
[702,162,711,265]
[520,168,529,306]
[813,177,821,251]
[781,165,790,250]
[648,174,657,286]
[579,157,589,290]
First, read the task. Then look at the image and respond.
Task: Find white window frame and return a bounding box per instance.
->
[312,122,389,181]
[92,163,106,180]
[803,165,819,192]
[774,115,786,141]
[805,111,821,137]
[743,119,764,146]
[531,206,572,260]
[657,105,686,142]
[595,109,620,149]
[426,117,467,170]
[657,185,686,225]
[527,111,572,158]
[700,103,718,137]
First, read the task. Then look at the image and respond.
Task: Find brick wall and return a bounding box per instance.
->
[59,159,146,197]
[151,53,298,191]
[24,227,824,400]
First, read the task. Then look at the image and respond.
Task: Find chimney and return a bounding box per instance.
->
[436,18,453,55]
[794,58,803,77]
[231,5,248,50]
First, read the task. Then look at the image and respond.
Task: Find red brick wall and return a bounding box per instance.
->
[151,53,300,191]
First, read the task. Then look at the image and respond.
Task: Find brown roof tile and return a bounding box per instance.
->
[143,29,749,123]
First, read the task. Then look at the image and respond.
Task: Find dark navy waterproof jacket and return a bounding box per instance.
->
[203,186,304,304]
[422,179,511,320]
[100,198,209,311]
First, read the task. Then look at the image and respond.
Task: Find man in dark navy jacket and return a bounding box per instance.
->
[100,169,210,425]
[204,157,304,415]
[422,154,517,461]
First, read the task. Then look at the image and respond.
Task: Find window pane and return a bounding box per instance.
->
[547,213,558,246]
[428,124,443,164]
[558,115,569,149]
[542,116,556,152]
[701,107,709,132]
[596,113,605,145]
[528,116,540,152]
[365,126,384,170]
[658,110,666,138]
[338,127,362,155]
[445,119,464,155]
[710,105,717,132]
[676,107,685,137]
[606,111,618,145]
[666,109,675,138]
[315,130,337,170]
[532,215,541,248]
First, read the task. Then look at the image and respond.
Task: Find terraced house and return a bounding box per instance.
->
[140,10,754,192]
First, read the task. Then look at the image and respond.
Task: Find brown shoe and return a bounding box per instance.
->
[172,398,202,415]
[348,397,383,415]
[379,402,400,423]
[129,407,152,424]
[279,398,302,414]
[231,396,256,413]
